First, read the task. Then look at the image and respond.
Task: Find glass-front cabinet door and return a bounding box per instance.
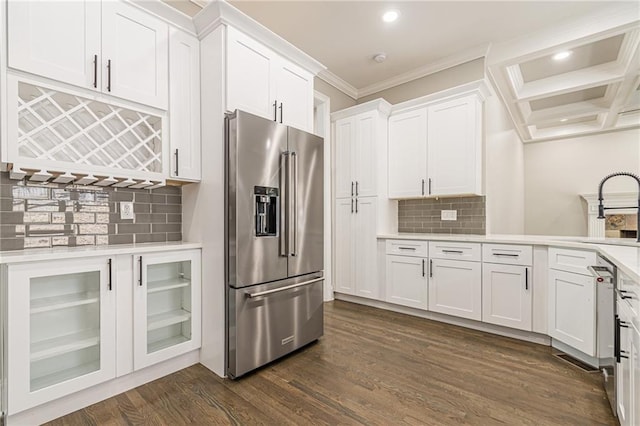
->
[134,249,201,369]
[7,257,116,414]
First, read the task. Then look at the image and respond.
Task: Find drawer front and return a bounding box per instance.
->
[482,244,533,266]
[386,239,428,258]
[429,241,481,262]
[548,247,597,276]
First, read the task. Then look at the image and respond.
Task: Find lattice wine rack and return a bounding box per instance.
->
[7,80,166,188]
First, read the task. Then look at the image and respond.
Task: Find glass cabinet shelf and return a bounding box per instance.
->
[147,309,191,331]
[31,361,101,392]
[30,291,100,314]
[31,329,100,362]
[147,278,191,294]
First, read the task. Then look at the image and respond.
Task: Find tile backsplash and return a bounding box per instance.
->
[398,196,486,235]
[0,172,182,251]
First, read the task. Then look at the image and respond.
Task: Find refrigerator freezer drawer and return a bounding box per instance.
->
[227,276,323,378]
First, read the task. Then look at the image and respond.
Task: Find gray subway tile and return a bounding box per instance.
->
[166,195,181,205]
[0,238,24,250]
[152,223,181,233]
[1,212,24,224]
[167,214,181,223]
[167,232,182,241]
[111,191,134,202]
[109,234,134,245]
[133,203,150,213]
[151,204,181,214]
[150,194,166,204]
[135,233,166,243]
[134,192,151,203]
[118,223,150,234]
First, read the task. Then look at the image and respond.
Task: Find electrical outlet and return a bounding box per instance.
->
[120,202,134,220]
[441,210,457,221]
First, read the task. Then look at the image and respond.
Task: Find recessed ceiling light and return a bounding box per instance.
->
[560,118,568,122]
[552,51,573,61]
[382,10,399,22]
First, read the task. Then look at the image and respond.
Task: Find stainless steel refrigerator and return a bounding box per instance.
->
[225,110,324,379]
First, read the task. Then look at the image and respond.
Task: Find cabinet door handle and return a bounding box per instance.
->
[356,181,359,196]
[355,198,358,213]
[138,256,143,286]
[107,258,113,291]
[273,100,278,121]
[429,259,433,277]
[428,178,432,195]
[107,59,112,92]
[422,259,425,277]
[442,250,463,254]
[398,247,416,251]
[351,182,354,196]
[525,267,528,290]
[351,198,353,213]
[93,54,98,88]
[279,103,283,123]
[421,179,425,196]
[174,149,179,176]
[618,289,633,300]
[493,253,519,257]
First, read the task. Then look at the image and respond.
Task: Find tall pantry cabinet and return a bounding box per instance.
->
[332,100,397,299]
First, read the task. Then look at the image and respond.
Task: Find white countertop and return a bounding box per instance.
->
[0,241,202,264]
[378,233,640,282]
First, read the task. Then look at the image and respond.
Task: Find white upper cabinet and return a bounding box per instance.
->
[8,1,101,90]
[333,102,391,200]
[101,1,169,110]
[353,112,377,198]
[388,108,428,198]
[273,59,314,131]
[226,26,314,132]
[169,29,201,181]
[7,0,169,110]
[387,83,487,199]
[427,95,482,196]
[334,117,354,199]
[226,27,274,120]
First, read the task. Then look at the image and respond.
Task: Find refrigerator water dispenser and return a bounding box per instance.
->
[254,186,279,237]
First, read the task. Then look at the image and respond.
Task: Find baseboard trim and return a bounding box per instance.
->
[334,293,551,346]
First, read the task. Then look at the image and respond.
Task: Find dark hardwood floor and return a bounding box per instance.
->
[46,300,616,425]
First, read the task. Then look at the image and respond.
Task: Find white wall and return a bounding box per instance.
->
[484,89,525,235]
[524,128,640,236]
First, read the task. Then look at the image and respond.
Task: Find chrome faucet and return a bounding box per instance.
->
[597,172,640,242]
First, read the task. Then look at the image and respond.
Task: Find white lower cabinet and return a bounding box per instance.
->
[482,263,532,331]
[334,197,379,299]
[428,258,481,321]
[632,321,640,426]
[134,250,201,369]
[385,255,428,309]
[6,257,116,414]
[4,248,201,415]
[548,269,596,356]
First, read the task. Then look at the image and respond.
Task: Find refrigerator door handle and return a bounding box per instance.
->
[291,151,298,256]
[280,151,289,257]
[244,277,323,298]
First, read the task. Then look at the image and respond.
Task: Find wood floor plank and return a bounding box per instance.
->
[44,300,616,426]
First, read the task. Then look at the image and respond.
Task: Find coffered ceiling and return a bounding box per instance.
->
[164,0,640,142]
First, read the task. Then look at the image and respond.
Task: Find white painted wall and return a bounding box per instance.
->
[524,128,640,236]
[314,77,356,112]
[484,88,525,235]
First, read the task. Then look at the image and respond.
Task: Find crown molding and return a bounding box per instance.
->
[194,1,326,75]
[356,44,490,99]
[127,0,198,35]
[330,98,392,122]
[317,70,358,100]
[390,79,490,114]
